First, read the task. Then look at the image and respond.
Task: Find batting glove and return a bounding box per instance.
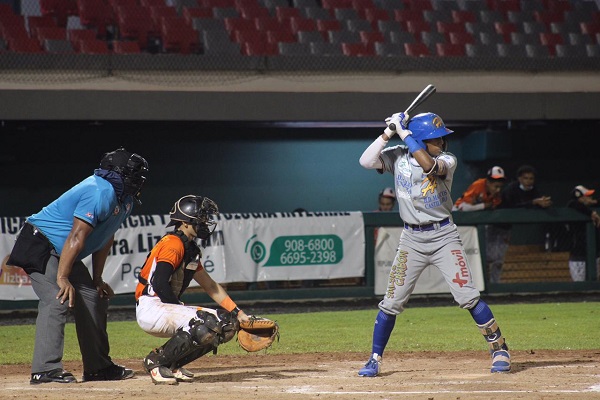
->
[383,112,409,140]
[399,128,412,141]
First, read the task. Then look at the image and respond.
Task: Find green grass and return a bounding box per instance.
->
[1,301,598,365]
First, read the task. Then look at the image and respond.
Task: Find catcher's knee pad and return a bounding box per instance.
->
[477,318,508,353]
[189,311,221,347]
[216,309,240,344]
[144,330,195,371]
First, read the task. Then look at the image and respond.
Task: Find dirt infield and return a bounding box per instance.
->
[1,350,599,400]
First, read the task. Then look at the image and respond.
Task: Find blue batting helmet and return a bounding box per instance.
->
[407,112,454,151]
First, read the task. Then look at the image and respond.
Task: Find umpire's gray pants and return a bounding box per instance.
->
[28,251,112,374]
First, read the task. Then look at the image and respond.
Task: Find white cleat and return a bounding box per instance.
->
[172,367,194,382]
[149,366,178,385]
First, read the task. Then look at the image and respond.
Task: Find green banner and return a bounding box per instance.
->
[264,235,343,267]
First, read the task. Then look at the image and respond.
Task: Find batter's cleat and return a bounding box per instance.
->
[490,350,511,373]
[358,356,381,377]
[172,367,194,382]
[83,363,135,382]
[30,368,77,384]
[149,366,178,385]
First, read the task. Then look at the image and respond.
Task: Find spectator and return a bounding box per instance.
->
[453,166,508,283]
[6,147,148,384]
[500,165,552,209]
[565,185,600,281]
[377,187,396,211]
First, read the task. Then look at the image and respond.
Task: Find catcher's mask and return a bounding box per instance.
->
[407,112,453,152]
[166,195,219,240]
[100,147,148,205]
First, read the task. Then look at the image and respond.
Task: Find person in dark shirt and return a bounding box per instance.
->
[500,165,552,209]
[566,185,600,281]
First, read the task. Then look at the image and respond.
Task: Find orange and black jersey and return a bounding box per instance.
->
[134,233,202,303]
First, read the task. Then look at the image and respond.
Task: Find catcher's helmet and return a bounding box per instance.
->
[100,147,148,203]
[407,112,453,152]
[167,195,219,239]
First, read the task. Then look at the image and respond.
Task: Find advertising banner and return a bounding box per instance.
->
[0,212,365,301]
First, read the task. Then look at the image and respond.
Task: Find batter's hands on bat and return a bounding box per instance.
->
[57,277,75,307]
[384,112,409,140]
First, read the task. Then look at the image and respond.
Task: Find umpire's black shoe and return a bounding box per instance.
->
[82,363,135,382]
[30,368,77,384]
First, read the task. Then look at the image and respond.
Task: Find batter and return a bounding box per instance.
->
[357,111,511,377]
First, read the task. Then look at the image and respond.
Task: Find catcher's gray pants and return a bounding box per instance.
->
[379,223,481,315]
[28,251,112,374]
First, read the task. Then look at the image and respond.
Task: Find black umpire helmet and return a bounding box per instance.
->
[100,147,148,204]
[167,195,219,239]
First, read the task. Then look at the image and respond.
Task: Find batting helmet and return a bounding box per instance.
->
[407,113,454,151]
[167,195,219,239]
[100,147,148,203]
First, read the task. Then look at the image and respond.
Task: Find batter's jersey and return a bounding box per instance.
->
[380,144,456,225]
[454,178,501,209]
[27,175,133,260]
[135,234,203,301]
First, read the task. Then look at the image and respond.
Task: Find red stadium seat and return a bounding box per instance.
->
[449,31,474,45]
[40,0,77,27]
[404,42,429,56]
[8,37,44,52]
[274,7,301,23]
[68,28,97,51]
[35,27,68,45]
[78,38,110,53]
[231,28,265,43]
[113,40,141,53]
[321,0,352,10]
[494,22,517,43]
[160,17,200,54]
[199,0,235,8]
[316,19,341,33]
[77,0,114,37]
[183,7,213,24]
[266,30,295,44]
[435,42,465,57]
[290,17,316,34]
[436,21,465,41]
[364,8,391,30]
[239,6,270,19]
[359,30,384,45]
[404,0,432,11]
[224,16,256,32]
[116,6,154,49]
[242,39,278,55]
[254,16,287,33]
[150,6,178,29]
[27,15,58,37]
[406,20,431,35]
[342,42,374,56]
[451,10,476,24]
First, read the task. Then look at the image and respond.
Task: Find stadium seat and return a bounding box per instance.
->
[394,10,424,29]
[290,17,317,34]
[546,0,572,13]
[275,7,302,23]
[200,0,236,7]
[465,22,496,35]
[431,0,458,12]
[539,31,563,55]
[496,43,527,57]
[141,0,168,6]
[183,7,213,23]
[404,0,432,11]
[266,30,296,44]
[192,17,226,31]
[316,19,342,33]
[150,6,178,29]
[435,42,465,56]
[510,32,540,46]
[389,31,415,44]
[292,0,319,7]
[525,43,550,57]
[212,7,239,18]
[421,31,445,50]
[522,21,547,35]
[43,38,75,53]
[465,43,496,57]
[436,21,465,41]
[533,11,565,28]
[202,29,241,53]
[35,27,68,45]
[406,20,432,35]
[297,30,324,43]
[364,8,391,30]
[328,29,360,44]
[27,16,58,37]
[507,10,534,25]
[239,6,271,19]
[8,37,44,52]
[449,31,474,45]
[374,42,405,56]
[302,7,334,20]
[424,10,453,23]
[567,32,592,46]
[488,0,520,16]
[479,10,504,24]
[374,0,402,11]
[231,28,265,44]
[116,6,155,49]
[519,0,544,12]
[334,8,359,21]
[555,43,586,57]
[451,10,476,24]
[76,0,113,37]
[341,42,374,56]
[254,16,286,32]
[580,21,600,36]
[359,30,384,45]
[586,43,600,57]
[457,0,487,12]
[404,42,429,56]
[494,22,518,43]
[40,0,77,28]
[113,40,142,53]
[321,0,353,10]
[78,38,110,53]
[68,28,97,51]
[309,41,342,55]
[479,32,504,45]
[224,17,256,32]
[242,39,278,55]
[0,14,30,41]
[346,19,372,33]
[278,41,311,55]
[160,17,201,54]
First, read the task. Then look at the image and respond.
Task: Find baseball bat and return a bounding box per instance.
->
[388,84,436,131]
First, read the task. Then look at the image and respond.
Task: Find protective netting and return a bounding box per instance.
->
[1,0,599,86]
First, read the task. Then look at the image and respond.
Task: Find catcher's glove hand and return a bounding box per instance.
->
[237,316,279,352]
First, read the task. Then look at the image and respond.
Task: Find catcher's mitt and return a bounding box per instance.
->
[237,316,279,352]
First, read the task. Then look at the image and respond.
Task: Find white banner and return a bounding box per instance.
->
[374,226,485,296]
[0,212,365,301]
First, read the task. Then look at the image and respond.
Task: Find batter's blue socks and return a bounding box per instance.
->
[469,299,494,325]
[372,310,396,356]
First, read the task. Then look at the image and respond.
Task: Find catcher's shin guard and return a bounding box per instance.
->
[144,311,222,372]
[477,318,511,373]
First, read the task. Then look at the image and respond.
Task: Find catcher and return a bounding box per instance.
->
[135,195,277,385]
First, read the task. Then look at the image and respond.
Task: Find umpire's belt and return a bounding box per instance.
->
[404,217,450,232]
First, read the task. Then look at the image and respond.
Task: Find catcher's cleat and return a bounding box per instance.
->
[30,368,77,385]
[149,366,178,385]
[358,356,381,377]
[491,350,511,373]
[82,364,134,382]
[172,367,194,383]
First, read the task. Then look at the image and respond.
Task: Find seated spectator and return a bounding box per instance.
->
[377,187,396,211]
[565,185,600,281]
[500,165,552,209]
[453,166,508,284]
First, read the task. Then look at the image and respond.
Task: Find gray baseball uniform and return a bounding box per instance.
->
[378,145,480,314]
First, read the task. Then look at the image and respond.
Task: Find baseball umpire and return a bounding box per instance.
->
[135,195,251,385]
[7,147,148,384]
[357,112,511,376]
